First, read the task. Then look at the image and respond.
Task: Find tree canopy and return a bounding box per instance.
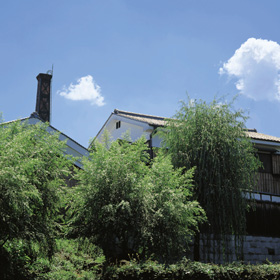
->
[0,120,72,258]
[160,98,261,260]
[71,134,206,262]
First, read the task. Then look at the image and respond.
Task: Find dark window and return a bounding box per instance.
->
[258,153,272,173]
[116,121,121,129]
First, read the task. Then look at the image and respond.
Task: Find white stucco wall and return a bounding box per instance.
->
[96,115,155,143]
[151,133,163,148]
[96,114,167,150]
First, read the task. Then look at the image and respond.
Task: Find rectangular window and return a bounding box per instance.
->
[258,152,272,173]
[272,154,280,174]
[116,121,121,129]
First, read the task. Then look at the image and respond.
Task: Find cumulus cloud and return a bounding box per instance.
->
[219,38,280,101]
[58,75,105,106]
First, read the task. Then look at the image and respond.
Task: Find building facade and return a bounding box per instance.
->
[95,109,280,263]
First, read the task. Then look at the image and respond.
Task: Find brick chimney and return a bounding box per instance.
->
[35,73,52,123]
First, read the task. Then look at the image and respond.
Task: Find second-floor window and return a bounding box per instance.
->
[258,152,272,173]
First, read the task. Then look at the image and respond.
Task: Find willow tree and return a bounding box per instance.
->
[160,98,261,261]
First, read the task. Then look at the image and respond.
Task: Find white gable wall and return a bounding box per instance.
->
[110,121,149,142]
[96,114,165,148]
[96,115,155,143]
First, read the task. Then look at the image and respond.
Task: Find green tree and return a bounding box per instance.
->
[0,120,72,260]
[71,134,205,262]
[160,98,261,260]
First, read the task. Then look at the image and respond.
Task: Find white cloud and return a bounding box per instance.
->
[219,38,280,101]
[58,75,105,106]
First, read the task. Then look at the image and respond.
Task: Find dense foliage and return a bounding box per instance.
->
[7,242,280,280]
[160,98,261,260]
[102,259,280,280]
[71,134,206,262]
[28,238,105,280]
[0,120,72,278]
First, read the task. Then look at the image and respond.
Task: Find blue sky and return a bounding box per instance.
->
[1,0,280,147]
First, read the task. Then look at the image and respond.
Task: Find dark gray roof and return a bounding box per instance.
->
[114,109,280,143]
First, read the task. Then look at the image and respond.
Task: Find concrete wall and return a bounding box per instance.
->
[187,235,280,264]
[242,235,280,263]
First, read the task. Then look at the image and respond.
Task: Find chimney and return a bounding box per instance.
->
[35,73,52,123]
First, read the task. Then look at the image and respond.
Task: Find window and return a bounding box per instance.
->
[258,152,272,173]
[116,121,121,129]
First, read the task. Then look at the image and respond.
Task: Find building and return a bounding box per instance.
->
[95,109,280,263]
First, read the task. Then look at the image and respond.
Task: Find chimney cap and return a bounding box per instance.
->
[36,73,52,80]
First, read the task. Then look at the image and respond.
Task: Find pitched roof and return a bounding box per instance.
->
[114,109,167,126]
[114,109,280,144]
[246,130,280,143]
[2,112,89,168]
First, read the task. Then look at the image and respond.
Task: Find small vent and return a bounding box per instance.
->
[116,121,121,129]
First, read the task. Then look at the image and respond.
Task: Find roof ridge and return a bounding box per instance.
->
[244,128,258,133]
[114,109,166,120]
